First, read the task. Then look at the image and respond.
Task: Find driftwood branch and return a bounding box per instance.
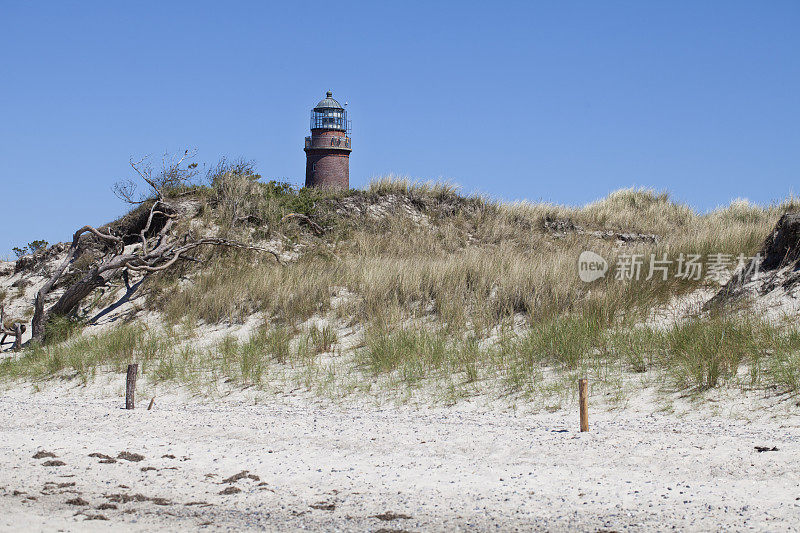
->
[32,225,121,339]
[129,156,161,198]
[28,151,279,344]
[281,213,324,236]
[1,304,26,351]
[30,221,281,342]
[139,200,177,254]
[125,238,282,272]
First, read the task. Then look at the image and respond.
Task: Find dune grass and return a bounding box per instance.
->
[2,175,799,403]
[150,178,796,334]
[2,305,799,401]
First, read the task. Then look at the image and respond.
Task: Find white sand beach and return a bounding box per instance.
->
[1,383,798,532]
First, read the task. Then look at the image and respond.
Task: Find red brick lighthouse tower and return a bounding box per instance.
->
[304,91,351,189]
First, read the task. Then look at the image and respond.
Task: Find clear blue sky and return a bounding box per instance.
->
[2,1,798,256]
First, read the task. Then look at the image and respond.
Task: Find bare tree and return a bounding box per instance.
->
[113,150,199,204]
[30,152,280,343]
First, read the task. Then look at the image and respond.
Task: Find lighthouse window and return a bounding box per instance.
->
[322,110,342,128]
[310,108,349,131]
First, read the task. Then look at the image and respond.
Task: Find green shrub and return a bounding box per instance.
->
[43,315,84,345]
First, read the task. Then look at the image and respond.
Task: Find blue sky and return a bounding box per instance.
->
[1,1,798,256]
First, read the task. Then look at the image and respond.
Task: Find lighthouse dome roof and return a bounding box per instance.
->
[314,91,344,110]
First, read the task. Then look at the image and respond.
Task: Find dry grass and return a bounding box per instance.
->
[3,175,800,402]
[153,179,795,333]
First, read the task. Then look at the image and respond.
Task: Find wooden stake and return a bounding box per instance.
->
[125,363,138,410]
[147,397,155,411]
[579,378,589,432]
[12,323,22,351]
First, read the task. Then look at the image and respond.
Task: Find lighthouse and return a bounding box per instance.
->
[304,91,351,189]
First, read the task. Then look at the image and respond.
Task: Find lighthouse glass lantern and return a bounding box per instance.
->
[311,100,347,130]
[304,91,352,189]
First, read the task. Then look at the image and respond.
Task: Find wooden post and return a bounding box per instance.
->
[147,397,155,410]
[125,364,138,410]
[579,378,589,432]
[12,323,22,351]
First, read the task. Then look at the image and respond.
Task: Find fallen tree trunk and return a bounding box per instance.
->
[707,212,800,308]
[29,152,283,344]
[32,232,280,342]
[31,225,122,340]
[1,304,27,351]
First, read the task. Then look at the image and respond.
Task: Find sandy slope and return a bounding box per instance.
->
[1,383,799,532]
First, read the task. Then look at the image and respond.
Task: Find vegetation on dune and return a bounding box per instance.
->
[4,310,800,400]
[2,163,800,404]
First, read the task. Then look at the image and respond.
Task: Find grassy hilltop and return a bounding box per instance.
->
[2,164,800,407]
